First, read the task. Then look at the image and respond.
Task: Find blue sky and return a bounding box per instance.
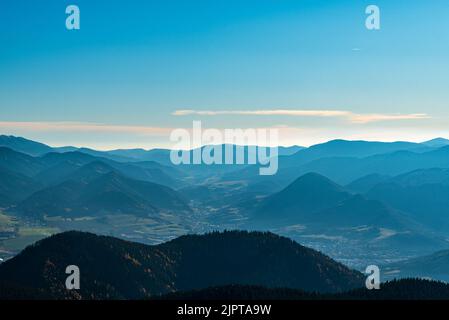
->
[1,0,449,149]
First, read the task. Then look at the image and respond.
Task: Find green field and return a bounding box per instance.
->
[0,212,59,254]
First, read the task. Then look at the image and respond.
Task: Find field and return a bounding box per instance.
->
[0,212,59,260]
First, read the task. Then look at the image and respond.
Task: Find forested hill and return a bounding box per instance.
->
[0,230,364,299]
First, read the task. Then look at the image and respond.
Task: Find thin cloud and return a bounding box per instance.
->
[349,113,430,124]
[173,109,350,117]
[172,109,430,124]
[0,121,172,136]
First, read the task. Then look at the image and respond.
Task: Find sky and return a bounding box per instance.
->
[1,0,449,149]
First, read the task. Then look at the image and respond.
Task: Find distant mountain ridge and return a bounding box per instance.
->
[282,139,433,167]
[0,146,182,189]
[220,139,449,190]
[2,134,446,165]
[15,163,191,219]
[366,168,449,232]
[0,135,304,163]
[0,135,53,156]
[422,137,449,148]
[263,144,449,187]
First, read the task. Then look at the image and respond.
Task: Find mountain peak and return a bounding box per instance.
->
[422,137,449,148]
[255,173,351,223]
[286,172,346,193]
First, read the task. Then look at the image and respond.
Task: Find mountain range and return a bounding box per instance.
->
[222,139,449,189]
[2,134,449,285]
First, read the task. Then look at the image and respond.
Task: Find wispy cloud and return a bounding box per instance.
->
[172,109,430,124]
[349,113,430,124]
[173,109,350,117]
[0,121,172,135]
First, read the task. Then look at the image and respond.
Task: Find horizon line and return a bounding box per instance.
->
[1,133,448,152]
